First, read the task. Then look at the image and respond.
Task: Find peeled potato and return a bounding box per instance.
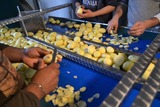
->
[87,45,96,54]
[54,40,63,46]
[113,54,125,66]
[77,49,85,56]
[93,51,101,58]
[102,54,111,59]
[103,57,112,66]
[27,32,34,36]
[56,34,63,40]
[99,28,106,33]
[84,53,92,59]
[109,53,117,59]
[118,53,128,61]
[142,63,155,80]
[67,42,77,49]
[43,54,52,64]
[98,58,104,63]
[106,46,114,53]
[98,47,106,54]
[77,7,83,14]
[74,36,81,42]
[128,55,139,63]
[75,32,83,37]
[122,61,134,72]
[112,64,120,70]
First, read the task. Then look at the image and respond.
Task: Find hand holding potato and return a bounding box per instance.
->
[25,63,60,99]
[107,17,119,34]
[23,47,51,69]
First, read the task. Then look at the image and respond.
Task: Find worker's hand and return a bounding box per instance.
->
[22,47,51,69]
[128,21,146,36]
[77,9,95,18]
[107,17,119,34]
[75,5,85,18]
[25,62,60,99]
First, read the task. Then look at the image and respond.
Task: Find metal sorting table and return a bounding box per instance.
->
[31,16,160,107]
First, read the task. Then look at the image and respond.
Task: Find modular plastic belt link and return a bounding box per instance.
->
[100,35,160,107]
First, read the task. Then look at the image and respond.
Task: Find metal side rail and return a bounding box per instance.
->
[100,35,160,107]
[25,36,125,80]
[0,3,72,27]
[131,59,160,107]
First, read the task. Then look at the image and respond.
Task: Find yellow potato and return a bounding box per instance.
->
[98,58,104,63]
[77,7,83,14]
[92,37,99,41]
[72,47,80,52]
[43,54,52,63]
[98,47,106,54]
[54,40,64,46]
[74,36,81,42]
[109,53,117,59]
[112,64,120,70]
[75,32,83,37]
[94,23,101,28]
[99,28,106,33]
[60,22,65,26]
[84,53,92,59]
[74,24,80,28]
[128,54,139,63]
[141,63,155,80]
[93,51,101,58]
[86,22,92,28]
[48,18,54,22]
[103,57,112,66]
[67,42,77,49]
[102,53,111,58]
[77,49,85,56]
[122,61,134,72]
[106,46,115,53]
[86,28,92,33]
[92,57,98,61]
[118,53,128,61]
[96,33,103,37]
[56,20,60,24]
[113,54,125,66]
[56,34,63,40]
[87,45,96,54]
[81,44,88,50]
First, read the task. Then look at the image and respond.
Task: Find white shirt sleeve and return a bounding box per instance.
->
[154,13,160,22]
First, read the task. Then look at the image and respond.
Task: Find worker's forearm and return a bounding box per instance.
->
[93,6,115,17]
[112,5,124,20]
[144,17,160,29]
[1,44,24,62]
[1,90,40,107]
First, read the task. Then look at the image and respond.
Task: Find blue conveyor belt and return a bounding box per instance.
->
[40,58,160,107]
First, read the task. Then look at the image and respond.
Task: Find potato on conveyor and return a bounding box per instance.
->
[142,63,155,80]
[103,57,112,66]
[128,54,139,62]
[122,61,134,72]
[106,46,115,53]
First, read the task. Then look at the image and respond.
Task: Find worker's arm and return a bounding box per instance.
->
[0,43,50,68]
[128,13,160,36]
[107,0,128,33]
[1,91,40,107]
